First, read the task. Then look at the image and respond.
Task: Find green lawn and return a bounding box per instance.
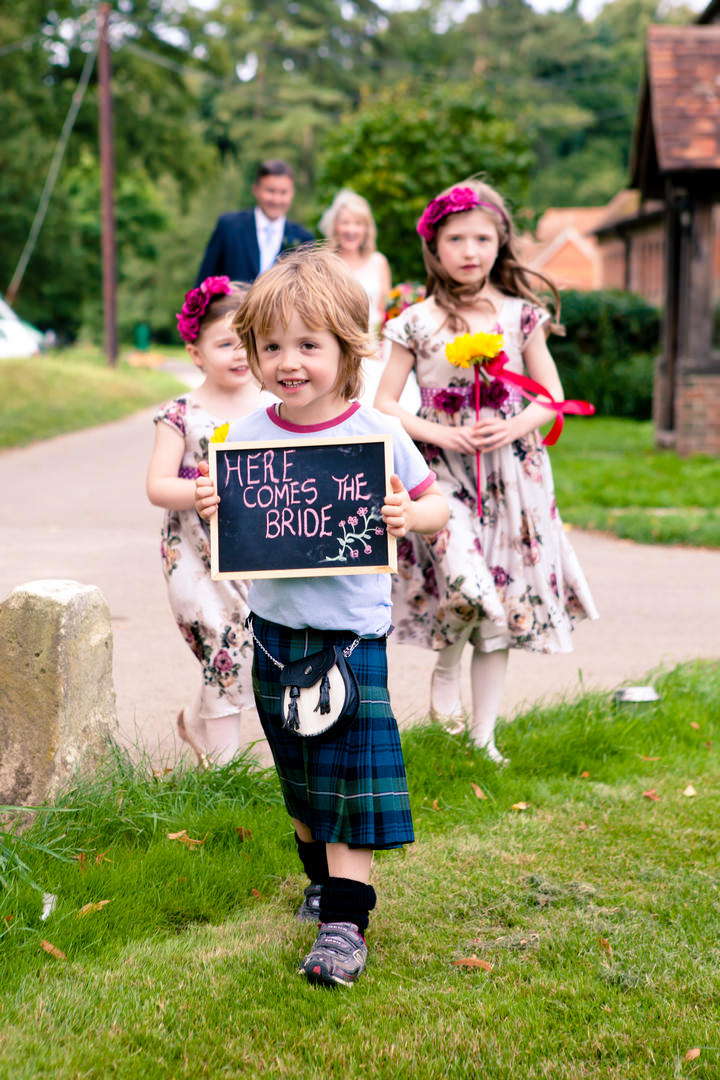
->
[0,345,186,449]
[551,417,720,547]
[1,660,718,1079]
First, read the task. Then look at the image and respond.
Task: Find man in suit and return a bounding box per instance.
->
[195,160,314,285]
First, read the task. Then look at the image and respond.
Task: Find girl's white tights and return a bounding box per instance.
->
[182,691,243,766]
[430,636,469,719]
[469,647,509,763]
[204,713,243,765]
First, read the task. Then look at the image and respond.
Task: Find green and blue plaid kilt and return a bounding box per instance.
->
[251,615,414,850]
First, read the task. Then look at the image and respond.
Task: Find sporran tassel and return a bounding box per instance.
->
[315,672,331,715]
[286,685,300,731]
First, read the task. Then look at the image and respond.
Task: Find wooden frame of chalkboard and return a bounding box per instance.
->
[209,435,397,580]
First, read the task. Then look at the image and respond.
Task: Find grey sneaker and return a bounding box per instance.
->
[298,921,367,987]
[295,883,322,923]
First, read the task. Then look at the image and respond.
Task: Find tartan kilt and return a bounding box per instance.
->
[251,615,414,850]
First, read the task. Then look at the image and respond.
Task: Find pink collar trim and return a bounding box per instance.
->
[266,401,361,432]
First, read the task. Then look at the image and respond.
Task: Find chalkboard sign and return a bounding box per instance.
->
[209,435,397,580]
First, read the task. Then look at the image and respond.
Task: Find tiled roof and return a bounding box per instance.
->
[646,25,720,171]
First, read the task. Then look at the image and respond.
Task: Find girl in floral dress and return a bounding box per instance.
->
[147,277,267,765]
[376,178,598,763]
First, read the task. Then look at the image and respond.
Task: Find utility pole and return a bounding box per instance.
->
[98,3,117,366]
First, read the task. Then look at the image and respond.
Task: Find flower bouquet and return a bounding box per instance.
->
[446,332,506,516]
[445,331,595,518]
[383,281,426,325]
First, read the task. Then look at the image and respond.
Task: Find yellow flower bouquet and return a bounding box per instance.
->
[445,332,506,516]
[443,328,595,519]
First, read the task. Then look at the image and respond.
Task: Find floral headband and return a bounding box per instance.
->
[176,275,233,343]
[416,186,509,242]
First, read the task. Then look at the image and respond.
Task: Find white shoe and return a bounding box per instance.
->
[430,668,466,734]
[474,739,509,767]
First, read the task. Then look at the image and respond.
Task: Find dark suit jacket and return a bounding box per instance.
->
[195,210,314,285]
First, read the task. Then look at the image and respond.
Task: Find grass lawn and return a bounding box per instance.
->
[1,660,718,1079]
[550,417,720,547]
[0,345,187,449]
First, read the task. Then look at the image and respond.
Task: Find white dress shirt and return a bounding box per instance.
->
[254,207,286,274]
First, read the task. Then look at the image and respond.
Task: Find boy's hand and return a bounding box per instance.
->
[195,459,220,521]
[382,473,414,537]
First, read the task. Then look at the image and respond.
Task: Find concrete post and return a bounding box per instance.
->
[0,580,119,806]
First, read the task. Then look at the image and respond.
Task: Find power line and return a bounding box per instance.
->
[0,34,42,58]
[5,45,97,306]
[121,40,232,88]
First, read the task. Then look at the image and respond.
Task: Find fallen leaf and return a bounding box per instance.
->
[690,722,700,731]
[685,1048,701,1061]
[432,798,440,811]
[167,830,207,848]
[251,888,262,898]
[77,900,111,918]
[39,940,66,961]
[578,822,587,831]
[642,789,660,802]
[511,802,529,811]
[95,851,111,865]
[76,853,86,872]
[705,741,712,750]
[236,827,252,841]
[454,955,493,972]
[639,755,660,762]
[682,785,697,798]
[598,937,613,957]
[470,782,488,800]
[580,771,590,779]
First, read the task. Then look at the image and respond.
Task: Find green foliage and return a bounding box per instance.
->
[316,81,534,282]
[0,0,690,340]
[551,290,661,419]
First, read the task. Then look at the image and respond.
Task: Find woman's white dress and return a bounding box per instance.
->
[350,252,421,414]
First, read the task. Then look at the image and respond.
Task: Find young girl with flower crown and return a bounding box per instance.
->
[147,276,269,767]
[194,247,448,987]
[375,178,598,764]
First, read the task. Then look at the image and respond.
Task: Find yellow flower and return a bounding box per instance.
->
[210,422,230,443]
[445,332,503,368]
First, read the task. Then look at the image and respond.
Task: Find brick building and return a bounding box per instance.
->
[522,4,720,456]
[627,7,720,455]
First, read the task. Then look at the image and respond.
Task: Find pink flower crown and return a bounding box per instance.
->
[176,275,233,343]
[416,187,509,242]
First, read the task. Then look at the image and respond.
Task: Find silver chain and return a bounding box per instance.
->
[248,620,360,669]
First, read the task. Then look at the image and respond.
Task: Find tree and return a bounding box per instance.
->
[316,79,534,282]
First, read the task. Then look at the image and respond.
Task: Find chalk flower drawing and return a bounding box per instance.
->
[323,506,385,563]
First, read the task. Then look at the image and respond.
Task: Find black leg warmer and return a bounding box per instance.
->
[294,833,329,885]
[319,876,377,934]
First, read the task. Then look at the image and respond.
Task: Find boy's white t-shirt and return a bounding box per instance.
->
[225,401,435,637]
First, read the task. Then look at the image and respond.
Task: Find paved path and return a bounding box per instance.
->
[2,391,718,768]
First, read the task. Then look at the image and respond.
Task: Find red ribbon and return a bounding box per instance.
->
[485,352,595,446]
[472,351,595,518]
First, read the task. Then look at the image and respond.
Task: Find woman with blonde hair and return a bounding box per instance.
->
[320,189,420,412]
[319,189,391,333]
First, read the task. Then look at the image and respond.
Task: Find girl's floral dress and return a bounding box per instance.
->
[153,395,254,716]
[383,296,598,654]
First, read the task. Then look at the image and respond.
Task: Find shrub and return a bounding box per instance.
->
[550,289,661,419]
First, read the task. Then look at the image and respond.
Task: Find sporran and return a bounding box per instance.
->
[248,617,360,738]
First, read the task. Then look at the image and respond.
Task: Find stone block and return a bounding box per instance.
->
[0,580,119,806]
